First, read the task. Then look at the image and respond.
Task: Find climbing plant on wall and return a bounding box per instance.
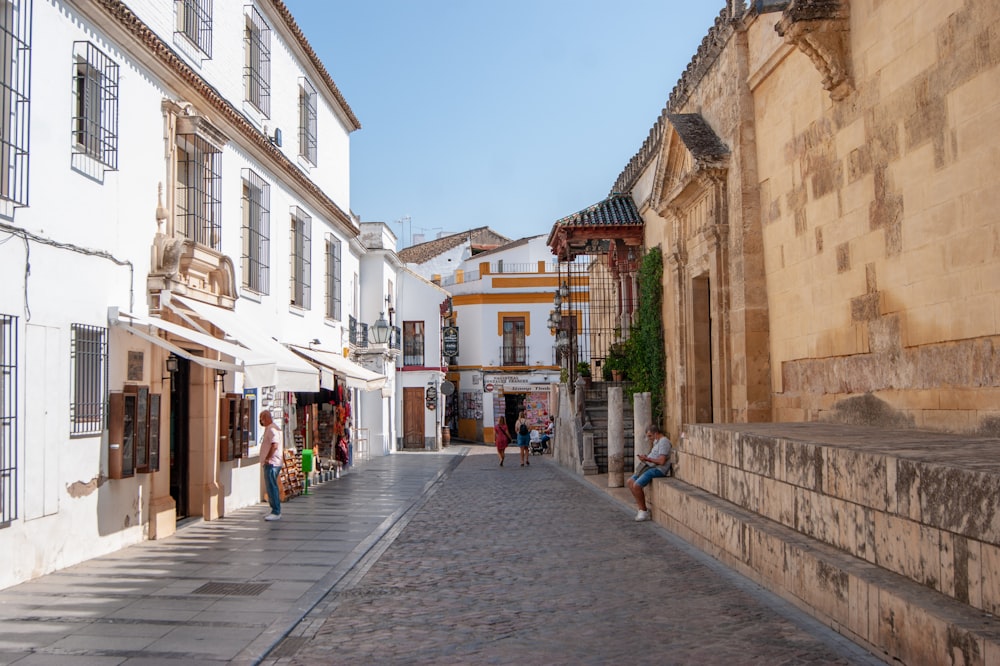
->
[623,246,666,426]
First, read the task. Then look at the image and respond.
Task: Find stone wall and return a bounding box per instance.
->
[622,0,1000,435]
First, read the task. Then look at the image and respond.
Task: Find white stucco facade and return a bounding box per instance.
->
[0,0,364,590]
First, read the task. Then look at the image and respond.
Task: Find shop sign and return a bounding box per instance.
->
[442,326,459,356]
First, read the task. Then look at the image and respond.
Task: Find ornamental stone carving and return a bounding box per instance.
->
[775,0,853,101]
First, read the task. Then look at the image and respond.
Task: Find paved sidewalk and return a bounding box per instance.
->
[267,446,883,665]
[0,449,464,665]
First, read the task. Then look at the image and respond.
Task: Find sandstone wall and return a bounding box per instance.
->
[752,0,1000,434]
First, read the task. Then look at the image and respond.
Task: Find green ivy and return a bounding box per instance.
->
[623,246,665,425]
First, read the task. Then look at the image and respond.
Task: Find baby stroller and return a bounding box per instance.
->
[529,429,549,455]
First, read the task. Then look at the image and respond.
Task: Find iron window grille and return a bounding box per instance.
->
[502,317,526,365]
[175,131,222,248]
[71,323,107,436]
[176,0,212,58]
[0,0,31,211]
[244,5,270,117]
[325,235,341,320]
[298,77,317,164]
[241,168,270,294]
[71,41,118,170]
[290,206,311,309]
[0,313,17,527]
[348,314,358,345]
[403,321,424,366]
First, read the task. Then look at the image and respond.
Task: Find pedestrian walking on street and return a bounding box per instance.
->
[260,410,284,521]
[627,423,672,521]
[515,410,531,466]
[494,416,511,466]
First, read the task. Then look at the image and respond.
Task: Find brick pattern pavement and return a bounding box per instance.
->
[270,447,882,665]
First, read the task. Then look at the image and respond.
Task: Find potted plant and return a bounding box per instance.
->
[576,361,592,388]
[605,343,627,381]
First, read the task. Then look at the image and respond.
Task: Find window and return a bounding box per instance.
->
[325,235,341,320]
[241,169,269,294]
[176,0,212,57]
[403,321,424,366]
[175,130,222,248]
[244,6,270,117]
[0,313,17,527]
[0,0,31,210]
[71,41,118,170]
[298,78,317,164]
[290,207,311,308]
[71,324,107,435]
[502,316,526,365]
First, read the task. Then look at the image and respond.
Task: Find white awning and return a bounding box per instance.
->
[163,294,319,392]
[288,345,387,392]
[109,307,242,374]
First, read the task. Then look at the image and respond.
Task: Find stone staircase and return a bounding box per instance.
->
[582,382,634,473]
[648,422,1000,665]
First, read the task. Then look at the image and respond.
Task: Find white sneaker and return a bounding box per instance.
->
[264,513,281,521]
[635,510,651,522]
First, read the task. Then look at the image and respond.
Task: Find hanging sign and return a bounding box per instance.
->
[442,326,459,356]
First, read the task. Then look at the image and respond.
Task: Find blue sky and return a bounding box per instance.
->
[283,1,725,248]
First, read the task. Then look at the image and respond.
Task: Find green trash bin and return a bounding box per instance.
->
[301,449,313,495]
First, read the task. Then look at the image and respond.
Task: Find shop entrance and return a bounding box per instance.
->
[503,393,522,427]
[169,357,191,519]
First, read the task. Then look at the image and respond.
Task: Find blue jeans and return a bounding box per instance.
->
[630,467,666,488]
[264,464,281,515]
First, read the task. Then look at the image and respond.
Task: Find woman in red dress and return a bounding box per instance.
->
[494,415,512,467]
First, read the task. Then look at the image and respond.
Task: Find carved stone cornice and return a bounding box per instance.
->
[775,0,852,101]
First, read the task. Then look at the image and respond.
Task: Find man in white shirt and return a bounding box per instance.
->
[260,410,283,521]
[627,423,672,522]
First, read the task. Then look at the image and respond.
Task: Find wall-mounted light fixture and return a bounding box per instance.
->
[309,338,321,349]
[215,368,227,385]
[162,354,179,382]
[370,312,391,345]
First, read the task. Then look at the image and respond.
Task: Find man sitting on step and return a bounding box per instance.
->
[627,423,672,522]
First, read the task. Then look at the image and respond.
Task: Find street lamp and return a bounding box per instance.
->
[371,312,391,345]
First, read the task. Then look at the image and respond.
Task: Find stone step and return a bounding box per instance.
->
[648,476,1000,665]
[676,423,1000,617]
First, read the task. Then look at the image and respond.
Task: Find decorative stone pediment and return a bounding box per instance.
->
[775,0,852,101]
[147,183,237,310]
[653,114,729,214]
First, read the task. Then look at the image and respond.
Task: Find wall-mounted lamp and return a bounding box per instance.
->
[215,368,227,385]
[309,338,321,349]
[558,281,570,299]
[371,312,391,345]
[162,354,179,381]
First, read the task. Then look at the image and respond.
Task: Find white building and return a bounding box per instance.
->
[443,235,570,442]
[0,0,379,589]
[394,267,449,449]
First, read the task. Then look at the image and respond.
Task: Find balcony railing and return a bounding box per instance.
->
[500,345,528,366]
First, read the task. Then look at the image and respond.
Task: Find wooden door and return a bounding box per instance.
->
[403,387,424,449]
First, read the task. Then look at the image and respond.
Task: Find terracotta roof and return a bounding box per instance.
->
[546,194,644,261]
[398,227,511,264]
[551,193,642,231]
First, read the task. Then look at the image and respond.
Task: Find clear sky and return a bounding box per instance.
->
[282,1,725,248]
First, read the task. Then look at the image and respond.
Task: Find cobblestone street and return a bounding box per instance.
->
[269,447,880,665]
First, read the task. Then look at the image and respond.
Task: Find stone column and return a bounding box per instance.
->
[608,386,624,487]
[634,392,651,456]
[582,430,598,476]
